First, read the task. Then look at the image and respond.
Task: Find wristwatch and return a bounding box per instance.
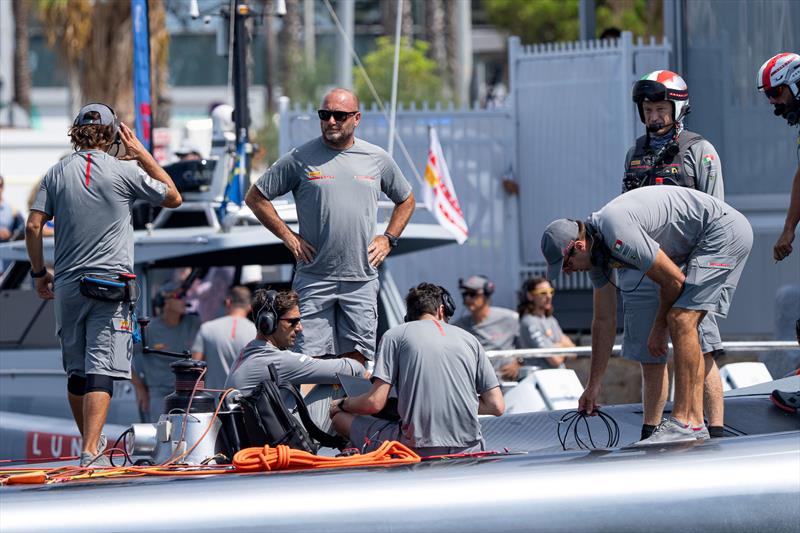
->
[339,399,348,413]
[30,267,47,279]
[384,232,399,248]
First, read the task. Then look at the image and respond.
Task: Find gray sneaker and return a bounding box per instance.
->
[633,417,698,446]
[79,434,110,467]
[693,425,710,440]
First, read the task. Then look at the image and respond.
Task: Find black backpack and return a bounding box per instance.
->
[238,364,347,454]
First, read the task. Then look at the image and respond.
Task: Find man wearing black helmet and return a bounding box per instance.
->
[622,70,727,441]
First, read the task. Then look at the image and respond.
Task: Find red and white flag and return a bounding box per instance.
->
[423,128,468,244]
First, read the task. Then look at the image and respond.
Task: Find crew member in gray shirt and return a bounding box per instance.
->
[453,275,518,375]
[541,186,753,445]
[191,285,257,390]
[133,287,201,423]
[26,104,181,466]
[622,70,726,440]
[330,283,504,457]
[226,289,366,409]
[245,88,415,363]
[515,277,576,380]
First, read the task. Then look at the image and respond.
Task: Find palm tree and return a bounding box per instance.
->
[35,0,169,126]
[12,0,33,118]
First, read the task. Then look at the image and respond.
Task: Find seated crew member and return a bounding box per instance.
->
[226,289,367,405]
[132,286,201,423]
[191,285,257,390]
[453,275,519,378]
[512,277,576,380]
[329,283,505,457]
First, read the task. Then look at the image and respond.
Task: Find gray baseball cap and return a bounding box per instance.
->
[73,103,116,127]
[541,219,580,281]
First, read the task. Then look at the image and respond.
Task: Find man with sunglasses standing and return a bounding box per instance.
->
[757,53,800,414]
[757,53,800,262]
[245,88,415,365]
[541,186,752,445]
[620,70,727,441]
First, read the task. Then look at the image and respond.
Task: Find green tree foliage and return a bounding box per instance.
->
[355,37,444,107]
[485,0,656,44]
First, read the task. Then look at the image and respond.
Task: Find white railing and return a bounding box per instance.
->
[486,340,800,361]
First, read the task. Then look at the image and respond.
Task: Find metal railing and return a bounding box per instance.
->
[486,341,800,362]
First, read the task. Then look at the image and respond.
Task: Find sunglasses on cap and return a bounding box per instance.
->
[317,110,358,122]
[280,317,302,328]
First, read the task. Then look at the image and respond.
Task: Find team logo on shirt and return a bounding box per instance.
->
[613,239,638,261]
[113,318,133,334]
[306,170,334,181]
[354,174,376,181]
[702,154,715,167]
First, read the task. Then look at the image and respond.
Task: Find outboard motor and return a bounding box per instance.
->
[126,360,241,465]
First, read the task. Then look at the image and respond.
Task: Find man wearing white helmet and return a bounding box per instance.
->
[622,70,726,440]
[757,52,800,262]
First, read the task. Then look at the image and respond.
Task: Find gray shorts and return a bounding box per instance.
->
[619,273,722,363]
[674,210,753,317]
[293,271,379,360]
[54,281,134,379]
[348,415,483,457]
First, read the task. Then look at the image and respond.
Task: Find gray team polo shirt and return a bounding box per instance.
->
[191,315,257,390]
[31,150,166,288]
[373,319,499,449]
[452,307,519,351]
[135,314,201,390]
[226,339,365,398]
[255,137,412,281]
[518,314,567,368]
[586,186,728,289]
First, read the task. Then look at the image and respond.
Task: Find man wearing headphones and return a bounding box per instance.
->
[621,70,727,441]
[226,289,367,400]
[452,275,519,378]
[329,283,504,457]
[26,103,181,466]
[541,186,752,445]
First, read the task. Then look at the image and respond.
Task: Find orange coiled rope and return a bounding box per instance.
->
[233,441,420,472]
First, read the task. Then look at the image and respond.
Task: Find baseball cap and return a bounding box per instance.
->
[459,275,494,296]
[541,219,580,281]
[73,103,116,127]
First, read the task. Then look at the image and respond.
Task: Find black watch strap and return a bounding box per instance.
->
[340,398,348,413]
[30,267,47,279]
[384,232,399,248]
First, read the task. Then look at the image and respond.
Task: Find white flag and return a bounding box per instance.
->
[422,128,469,244]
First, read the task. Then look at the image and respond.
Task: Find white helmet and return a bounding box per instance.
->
[632,70,690,124]
[757,52,800,99]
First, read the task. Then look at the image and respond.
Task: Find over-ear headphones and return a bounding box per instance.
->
[256,290,278,336]
[439,285,456,319]
[74,102,121,145]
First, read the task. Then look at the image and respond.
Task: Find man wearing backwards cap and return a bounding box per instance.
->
[26,103,181,466]
[541,186,752,445]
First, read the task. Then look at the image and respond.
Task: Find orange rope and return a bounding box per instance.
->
[233,441,420,473]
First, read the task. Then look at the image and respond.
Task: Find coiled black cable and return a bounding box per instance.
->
[109,428,134,467]
[558,409,620,451]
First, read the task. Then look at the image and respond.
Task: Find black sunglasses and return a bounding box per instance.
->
[764,86,783,99]
[280,317,302,327]
[318,109,358,122]
[461,290,481,298]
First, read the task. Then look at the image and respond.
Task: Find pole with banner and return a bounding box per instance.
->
[131,0,153,152]
[423,127,469,244]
